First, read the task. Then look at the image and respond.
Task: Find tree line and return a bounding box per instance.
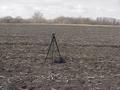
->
[0,11,120,25]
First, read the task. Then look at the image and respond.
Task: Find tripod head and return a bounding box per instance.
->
[52,33,55,37]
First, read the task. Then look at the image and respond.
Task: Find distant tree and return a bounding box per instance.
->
[53,16,65,24]
[0,14,119,25]
[32,11,46,23]
[96,17,120,25]
[0,16,13,23]
[13,16,23,23]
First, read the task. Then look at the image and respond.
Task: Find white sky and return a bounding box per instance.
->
[0,0,120,19]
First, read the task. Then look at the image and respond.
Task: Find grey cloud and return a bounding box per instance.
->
[0,0,119,19]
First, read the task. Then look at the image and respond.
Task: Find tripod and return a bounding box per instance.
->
[45,33,65,64]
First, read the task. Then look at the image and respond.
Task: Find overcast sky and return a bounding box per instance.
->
[0,0,120,19]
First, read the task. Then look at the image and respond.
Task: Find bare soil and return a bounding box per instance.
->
[0,24,120,90]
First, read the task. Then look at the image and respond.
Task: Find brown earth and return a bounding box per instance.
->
[0,24,120,90]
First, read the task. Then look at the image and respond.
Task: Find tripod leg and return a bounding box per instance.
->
[51,39,54,64]
[54,37,61,57]
[44,37,54,64]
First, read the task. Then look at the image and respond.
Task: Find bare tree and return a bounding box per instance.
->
[13,16,23,23]
[32,11,46,23]
[0,16,13,23]
[0,14,119,25]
